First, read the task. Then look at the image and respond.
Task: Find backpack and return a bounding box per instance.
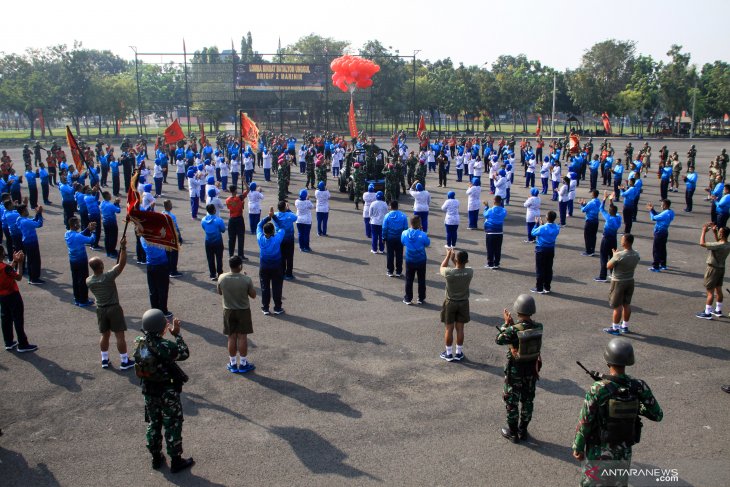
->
[600,379,642,446]
[133,336,167,382]
[512,322,543,362]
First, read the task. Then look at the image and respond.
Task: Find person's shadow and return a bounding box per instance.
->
[13,353,94,393]
[0,447,61,487]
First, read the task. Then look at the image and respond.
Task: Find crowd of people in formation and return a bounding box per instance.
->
[2,128,728,482]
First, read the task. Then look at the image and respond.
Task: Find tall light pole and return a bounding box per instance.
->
[413,50,420,133]
[130,46,144,136]
[690,78,698,139]
[550,73,556,138]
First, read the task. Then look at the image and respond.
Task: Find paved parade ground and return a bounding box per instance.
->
[0,137,729,486]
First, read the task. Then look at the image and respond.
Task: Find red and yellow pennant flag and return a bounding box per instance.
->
[240,112,260,151]
[125,168,179,250]
[536,116,542,136]
[417,114,426,139]
[348,99,358,139]
[199,121,206,145]
[601,112,612,135]
[569,133,581,154]
[164,119,185,145]
[65,125,88,170]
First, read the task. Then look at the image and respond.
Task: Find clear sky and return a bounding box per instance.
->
[3,0,728,70]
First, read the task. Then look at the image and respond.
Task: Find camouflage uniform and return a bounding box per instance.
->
[382,166,398,203]
[495,319,543,433]
[572,374,663,487]
[135,333,190,458]
[415,162,427,188]
[720,150,728,182]
[278,161,289,202]
[406,155,417,187]
[396,160,407,195]
[353,167,366,210]
[305,152,316,189]
[316,162,328,186]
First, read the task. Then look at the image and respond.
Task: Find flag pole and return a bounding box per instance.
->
[117,164,139,264]
[550,73,556,138]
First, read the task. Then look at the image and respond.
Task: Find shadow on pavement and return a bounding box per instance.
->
[280,313,385,346]
[626,332,730,361]
[161,465,227,487]
[268,426,380,480]
[537,377,586,397]
[14,353,94,393]
[522,437,576,466]
[288,278,366,302]
[312,251,368,266]
[0,447,60,487]
[246,373,362,418]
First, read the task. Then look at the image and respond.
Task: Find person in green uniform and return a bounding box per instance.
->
[382,163,398,203]
[415,159,427,188]
[572,338,663,487]
[134,309,195,473]
[406,152,417,187]
[316,156,328,186]
[305,149,316,189]
[495,294,543,443]
[353,162,366,210]
[396,158,407,197]
[695,223,730,319]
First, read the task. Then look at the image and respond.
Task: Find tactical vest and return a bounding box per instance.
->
[600,379,641,446]
[133,337,167,382]
[511,322,543,362]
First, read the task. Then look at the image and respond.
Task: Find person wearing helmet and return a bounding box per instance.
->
[573,338,663,485]
[133,309,194,473]
[495,294,543,442]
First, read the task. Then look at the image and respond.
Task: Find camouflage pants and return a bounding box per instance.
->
[144,390,184,457]
[306,170,316,188]
[582,447,632,487]
[502,374,537,428]
[278,181,288,203]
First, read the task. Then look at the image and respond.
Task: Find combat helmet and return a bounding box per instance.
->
[142,309,167,334]
[513,294,536,316]
[604,338,635,366]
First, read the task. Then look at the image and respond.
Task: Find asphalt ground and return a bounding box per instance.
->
[0,138,728,487]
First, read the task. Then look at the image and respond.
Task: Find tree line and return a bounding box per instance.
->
[0,35,728,139]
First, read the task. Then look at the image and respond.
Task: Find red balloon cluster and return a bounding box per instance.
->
[330,55,380,93]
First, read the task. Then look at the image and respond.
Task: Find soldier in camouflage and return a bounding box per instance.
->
[572,338,663,487]
[305,148,316,189]
[277,155,290,203]
[315,155,328,187]
[353,162,366,210]
[134,309,195,473]
[406,152,417,187]
[396,158,407,197]
[495,294,543,443]
[415,159,427,189]
[382,163,398,203]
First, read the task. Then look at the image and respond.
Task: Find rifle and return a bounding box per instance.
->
[576,361,604,381]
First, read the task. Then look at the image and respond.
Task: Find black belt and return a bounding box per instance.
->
[96,303,119,309]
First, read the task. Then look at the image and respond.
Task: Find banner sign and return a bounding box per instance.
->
[236,63,326,91]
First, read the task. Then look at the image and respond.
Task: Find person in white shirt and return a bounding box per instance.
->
[472,156,484,186]
[504,164,514,205]
[495,170,509,200]
[368,191,389,253]
[207,188,226,214]
[315,181,331,236]
[441,191,460,248]
[205,177,220,205]
[141,183,155,211]
[362,184,377,238]
[466,152,474,181]
[523,188,541,243]
[331,148,341,178]
[175,155,187,190]
[551,161,562,201]
[294,189,313,252]
[220,159,230,190]
[243,152,255,184]
[489,156,500,193]
[466,178,482,229]
[204,161,216,181]
[409,181,431,233]
[525,154,536,188]
[298,146,307,174]
[230,156,241,188]
[152,161,164,197]
[262,150,272,182]
[247,182,264,235]
[187,169,203,219]
[426,149,436,172]
[540,156,551,195]
[455,153,465,182]
[558,175,570,225]
[568,172,578,217]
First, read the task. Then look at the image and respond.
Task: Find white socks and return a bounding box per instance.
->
[445,346,453,356]
[229,356,237,366]
[240,356,248,366]
[120,353,128,363]
[456,345,463,355]
[706,305,713,314]
[716,302,723,313]
[621,321,629,329]
[101,351,109,361]
[612,323,620,330]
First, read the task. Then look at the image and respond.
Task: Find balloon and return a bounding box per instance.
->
[330,55,380,93]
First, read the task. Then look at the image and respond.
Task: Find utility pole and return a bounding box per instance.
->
[413,50,420,134]
[130,46,144,137]
[690,79,697,139]
[550,73,556,138]
[183,39,191,134]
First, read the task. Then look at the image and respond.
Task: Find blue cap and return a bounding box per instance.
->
[139,176,146,184]
[176,154,183,160]
[195,153,200,157]
[299,189,308,200]
[447,191,455,199]
[471,177,480,186]
[317,181,325,191]
[570,172,577,179]
[208,188,217,197]
[531,188,539,196]
[368,184,375,193]
[506,164,513,171]
[197,164,204,171]
[376,191,384,200]
[415,183,423,191]
[207,176,215,185]
[214,150,220,156]
[143,183,152,192]
[186,169,195,178]
[250,182,257,191]
[544,156,550,162]
[499,169,507,177]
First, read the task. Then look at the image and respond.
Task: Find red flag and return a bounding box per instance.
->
[417,114,426,139]
[536,116,542,136]
[199,122,206,145]
[240,113,260,151]
[125,169,179,250]
[601,112,612,135]
[569,133,581,154]
[348,99,358,139]
[164,119,185,145]
[65,126,89,171]
[724,113,729,123]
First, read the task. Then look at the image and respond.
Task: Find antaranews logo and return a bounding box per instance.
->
[582,462,680,485]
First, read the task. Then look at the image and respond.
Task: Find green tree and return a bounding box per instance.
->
[658,45,695,134]
[359,40,408,130]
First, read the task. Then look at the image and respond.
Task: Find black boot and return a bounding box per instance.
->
[170,456,195,473]
[518,422,530,441]
[500,425,519,444]
[151,453,165,470]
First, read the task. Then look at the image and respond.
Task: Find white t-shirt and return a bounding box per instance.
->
[141,192,155,210]
[243,156,254,171]
[298,148,307,163]
[540,162,551,178]
[176,160,186,174]
[523,196,541,222]
[410,190,431,212]
[455,155,464,169]
[466,185,482,211]
[426,150,435,163]
[526,159,536,174]
[558,184,570,202]
[368,200,389,225]
[248,191,264,214]
[188,177,201,197]
[205,184,220,204]
[441,199,460,225]
[230,158,241,173]
[315,189,330,212]
[473,159,484,177]
[362,192,377,218]
[153,164,163,178]
[568,179,577,200]
[220,162,230,177]
[295,199,313,224]
[551,165,561,182]
[204,164,215,179]
[495,177,508,199]
[262,153,272,169]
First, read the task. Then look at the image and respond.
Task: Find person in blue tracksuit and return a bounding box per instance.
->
[595,195,622,282]
[257,207,285,315]
[632,175,643,222]
[714,185,730,229]
[110,157,121,196]
[38,164,51,205]
[16,205,43,284]
[8,172,22,204]
[601,156,613,187]
[140,236,172,317]
[612,159,624,201]
[588,155,601,192]
[99,152,109,187]
[25,166,38,209]
[708,181,724,225]
[84,189,102,250]
[75,183,89,229]
[579,190,601,256]
[648,199,675,272]
[660,161,673,200]
[619,180,639,234]
[401,215,431,305]
[531,210,560,294]
[65,216,96,306]
[59,180,76,229]
[483,195,507,269]
[382,200,409,277]
[683,166,698,212]
[275,201,298,280]
[4,201,23,274]
[100,191,121,258]
[162,200,183,278]
[202,203,226,280]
